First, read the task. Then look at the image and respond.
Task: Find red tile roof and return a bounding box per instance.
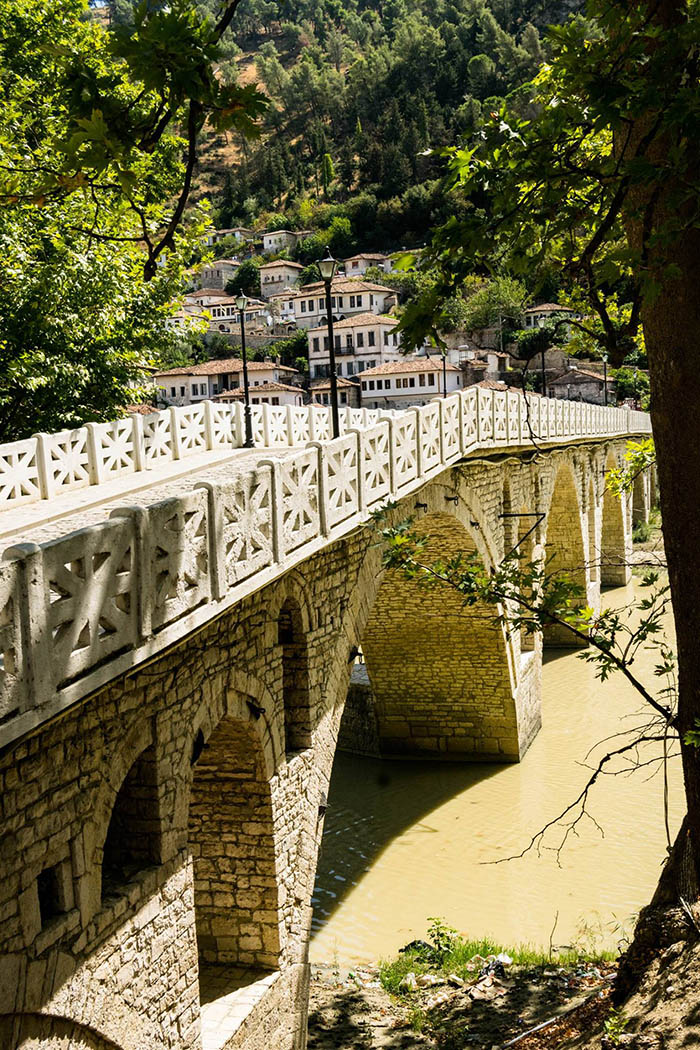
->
[308,312,398,332]
[154,358,296,378]
[214,381,302,398]
[361,358,460,376]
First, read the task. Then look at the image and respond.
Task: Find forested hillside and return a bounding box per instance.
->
[105,0,582,249]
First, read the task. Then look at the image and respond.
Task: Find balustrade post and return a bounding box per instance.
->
[350,429,366,513]
[285,404,295,446]
[109,505,152,641]
[203,399,216,450]
[32,434,53,499]
[305,443,330,537]
[3,542,52,706]
[85,422,105,485]
[412,407,423,477]
[132,412,146,472]
[193,481,226,600]
[258,458,286,559]
[169,407,183,460]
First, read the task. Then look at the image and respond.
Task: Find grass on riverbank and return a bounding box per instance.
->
[379,920,617,995]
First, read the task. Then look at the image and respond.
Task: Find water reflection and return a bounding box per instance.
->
[311,581,683,965]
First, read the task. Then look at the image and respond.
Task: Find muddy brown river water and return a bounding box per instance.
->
[310,579,683,965]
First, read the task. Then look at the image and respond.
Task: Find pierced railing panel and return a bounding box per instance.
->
[478,388,494,443]
[278,449,320,554]
[265,406,290,446]
[289,407,311,445]
[441,397,461,461]
[43,518,137,686]
[461,388,478,450]
[419,402,442,472]
[42,427,91,494]
[507,392,521,443]
[174,404,207,454]
[220,470,274,587]
[249,405,265,445]
[147,489,210,631]
[143,411,175,467]
[94,418,138,480]
[392,413,419,491]
[362,423,392,506]
[209,403,235,448]
[325,435,360,528]
[0,439,41,505]
[494,392,508,442]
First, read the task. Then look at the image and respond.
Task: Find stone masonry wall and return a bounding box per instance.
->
[0,440,631,1050]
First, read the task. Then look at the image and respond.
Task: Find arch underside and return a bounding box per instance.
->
[361,513,539,762]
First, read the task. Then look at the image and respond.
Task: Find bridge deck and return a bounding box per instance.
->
[0,443,296,548]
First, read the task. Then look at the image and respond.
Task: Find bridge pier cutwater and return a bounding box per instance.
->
[0,391,650,1050]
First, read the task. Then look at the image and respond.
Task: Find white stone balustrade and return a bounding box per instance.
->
[0,389,651,749]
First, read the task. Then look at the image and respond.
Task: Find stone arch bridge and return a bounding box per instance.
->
[0,390,651,1050]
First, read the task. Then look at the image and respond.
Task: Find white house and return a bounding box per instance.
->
[262,229,311,254]
[309,377,361,408]
[307,313,403,380]
[523,303,577,328]
[359,358,462,409]
[214,381,304,407]
[343,252,392,276]
[153,359,299,406]
[205,227,255,246]
[292,278,397,329]
[206,298,272,333]
[185,288,231,308]
[198,258,240,289]
[259,260,305,299]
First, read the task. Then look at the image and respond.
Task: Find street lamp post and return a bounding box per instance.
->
[236,293,254,448]
[602,352,609,407]
[442,351,447,397]
[541,347,547,397]
[319,247,340,439]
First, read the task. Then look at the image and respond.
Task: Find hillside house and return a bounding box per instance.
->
[292,278,397,329]
[198,258,240,289]
[262,229,311,254]
[259,260,305,299]
[267,290,297,322]
[309,377,361,408]
[307,313,403,379]
[153,359,299,406]
[359,358,462,409]
[523,303,577,328]
[343,253,392,276]
[548,365,615,405]
[205,227,254,246]
[206,299,271,332]
[214,381,304,407]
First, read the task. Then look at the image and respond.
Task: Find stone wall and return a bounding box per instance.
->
[0,440,633,1050]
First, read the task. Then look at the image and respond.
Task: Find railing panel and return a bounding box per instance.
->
[494,392,508,442]
[143,410,176,466]
[43,517,138,686]
[210,403,235,448]
[441,396,461,461]
[0,438,40,505]
[325,434,360,528]
[362,422,392,506]
[279,449,320,554]
[478,389,494,443]
[249,405,265,445]
[0,557,23,720]
[220,469,274,587]
[147,489,211,631]
[93,418,139,480]
[42,427,91,493]
[419,402,442,472]
[289,407,311,445]
[173,404,207,454]
[461,388,478,451]
[265,406,290,446]
[392,413,419,490]
[507,392,521,443]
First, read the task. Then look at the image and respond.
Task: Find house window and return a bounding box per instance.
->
[313,337,319,352]
[419,374,426,387]
[428,374,435,385]
[370,295,374,307]
[349,295,355,308]
[341,392,348,404]
[337,362,343,376]
[384,331,389,345]
[301,301,306,312]
[337,296,343,307]
[272,397,279,405]
[356,295,363,307]
[346,334,353,348]
[357,333,364,348]
[170,387,176,397]
[409,377,415,387]
[180,386,185,396]
[367,360,376,369]
[368,331,375,346]
[324,337,329,351]
[352,261,359,269]
[392,333,398,345]
[347,362,355,375]
[334,334,341,350]
[361,381,367,390]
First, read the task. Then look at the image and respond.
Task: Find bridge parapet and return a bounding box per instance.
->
[0,389,650,751]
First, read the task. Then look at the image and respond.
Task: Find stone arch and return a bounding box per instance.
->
[543,459,588,647]
[188,710,281,970]
[0,1013,129,1050]
[359,510,538,761]
[101,741,161,902]
[601,450,631,586]
[277,596,312,755]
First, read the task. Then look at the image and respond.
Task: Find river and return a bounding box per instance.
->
[309,579,683,965]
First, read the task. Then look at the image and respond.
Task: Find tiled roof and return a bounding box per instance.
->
[214,381,302,398]
[295,277,394,295]
[187,288,230,299]
[361,358,460,376]
[344,253,390,261]
[154,359,296,378]
[259,260,304,270]
[550,368,613,384]
[524,303,573,313]
[203,258,240,266]
[309,377,359,389]
[308,313,398,332]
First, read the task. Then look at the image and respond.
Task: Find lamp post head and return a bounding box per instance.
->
[319,247,337,283]
[235,293,248,312]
